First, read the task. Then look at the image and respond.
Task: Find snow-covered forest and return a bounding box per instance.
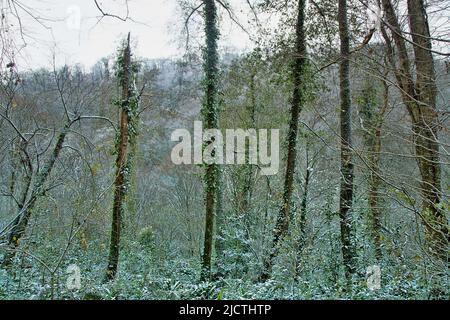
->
[0,0,448,300]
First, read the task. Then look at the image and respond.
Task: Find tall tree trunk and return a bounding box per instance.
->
[294,143,311,281]
[201,0,220,281]
[261,0,306,281]
[239,71,257,275]
[368,133,383,261]
[381,0,448,265]
[105,34,132,281]
[359,73,389,262]
[338,0,356,281]
[406,0,447,263]
[240,71,257,217]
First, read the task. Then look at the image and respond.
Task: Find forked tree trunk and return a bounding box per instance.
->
[261,0,306,281]
[3,123,70,266]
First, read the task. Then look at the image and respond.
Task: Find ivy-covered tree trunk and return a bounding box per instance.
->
[381,0,448,267]
[105,34,138,281]
[261,0,306,281]
[406,0,448,266]
[201,0,220,281]
[338,0,356,281]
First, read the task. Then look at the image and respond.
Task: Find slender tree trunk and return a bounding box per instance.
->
[8,146,18,199]
[201,0,220,281]
[261,0,306,281]
[338,0,356,281]
[368,136,383,261]
[299,168,309,239]
[214,164,225,277]
[105,34,132,281]
[294,145,311,281]
[238,71,257,275]
[240,72,256,217]
[359,75,388,262]
[299,139,314,243]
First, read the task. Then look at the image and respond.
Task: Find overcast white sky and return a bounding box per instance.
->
[8,0,253,70]
[5,1,448,71]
